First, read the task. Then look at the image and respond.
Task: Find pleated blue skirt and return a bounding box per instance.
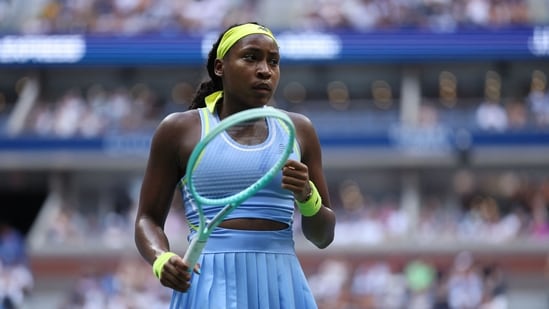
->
[170,227,318,309]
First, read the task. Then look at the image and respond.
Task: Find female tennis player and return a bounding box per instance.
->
[134,22,336,309]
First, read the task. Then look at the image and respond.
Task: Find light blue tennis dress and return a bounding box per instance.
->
[173,107,318,309]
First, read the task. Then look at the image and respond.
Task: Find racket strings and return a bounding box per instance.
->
[225,120,268,145]
[190,121,290,202]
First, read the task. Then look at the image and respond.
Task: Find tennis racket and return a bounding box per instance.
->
[182,107,296,271]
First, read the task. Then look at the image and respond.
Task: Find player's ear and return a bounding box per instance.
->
[214,59,223,77]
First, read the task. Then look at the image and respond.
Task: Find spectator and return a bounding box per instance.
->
[529,191,549,240]
[0,222,33,309]
[447,251,484,309]
[52,89,86,137]
[0,222,27,267]
[505,99,528,130]
[526,70,549,128]
[308,258,351,308]
[405,258,437,309]
[479,263,508,309]
[475,72,508,132]
[475,99,508,131]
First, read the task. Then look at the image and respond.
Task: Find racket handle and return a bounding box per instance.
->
[182,237,207,272]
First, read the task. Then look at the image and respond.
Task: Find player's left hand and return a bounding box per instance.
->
[281,159,311,201]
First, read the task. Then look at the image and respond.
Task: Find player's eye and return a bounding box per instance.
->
[243,54,256,61]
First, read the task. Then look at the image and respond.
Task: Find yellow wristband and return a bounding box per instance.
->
[297,181,322,217]
[153,252,177,280]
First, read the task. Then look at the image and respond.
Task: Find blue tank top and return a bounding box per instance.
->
[179,107,301,230]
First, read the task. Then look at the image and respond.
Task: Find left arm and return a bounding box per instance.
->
[281,112,336,249]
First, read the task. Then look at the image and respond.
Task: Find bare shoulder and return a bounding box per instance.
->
[161,110,200,129]
[150,110,202,151]
[154,110,200,135]
[283,110,314,129]
[283,110,316,137]
[280,110,320,158]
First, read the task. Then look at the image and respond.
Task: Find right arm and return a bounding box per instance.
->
[134,111,200,292]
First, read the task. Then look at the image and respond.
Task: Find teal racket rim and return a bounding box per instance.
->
[186,107,296,207]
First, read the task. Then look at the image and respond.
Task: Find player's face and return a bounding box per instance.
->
[220,34,280,108]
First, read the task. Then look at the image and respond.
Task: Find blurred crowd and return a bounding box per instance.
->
[23,85,165,138]
[472,69,549,132]
[56,251,508,309]
[41,166,549,250]
[0,222,33,309]
[59,259,172,309]
[2,175,540,309]
[310,252,508,309]
[5,0,547,35]
[33,167,547,308]
[331,169,549,247]
[6,68,547,139]
[36,174,521,309]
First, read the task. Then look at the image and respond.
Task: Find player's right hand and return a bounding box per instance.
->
[159,254,200,293]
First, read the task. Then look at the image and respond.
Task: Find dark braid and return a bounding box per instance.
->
[188,41,223,110]
[188,22,261,110]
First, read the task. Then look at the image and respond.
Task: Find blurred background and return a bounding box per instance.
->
[1,0,549,308]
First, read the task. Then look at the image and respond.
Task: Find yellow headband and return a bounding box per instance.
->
[216,23,277,59]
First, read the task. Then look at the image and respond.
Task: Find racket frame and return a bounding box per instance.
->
[182,107,296,270]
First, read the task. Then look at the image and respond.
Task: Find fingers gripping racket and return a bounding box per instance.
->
[182,107,296,271]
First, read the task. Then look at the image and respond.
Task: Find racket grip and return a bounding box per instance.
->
[182,237,207,272]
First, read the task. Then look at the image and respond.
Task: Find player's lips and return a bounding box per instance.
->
[252,83,272,92]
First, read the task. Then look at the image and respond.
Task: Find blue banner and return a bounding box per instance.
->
[0,26,548,66]
[2,131,549,154]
